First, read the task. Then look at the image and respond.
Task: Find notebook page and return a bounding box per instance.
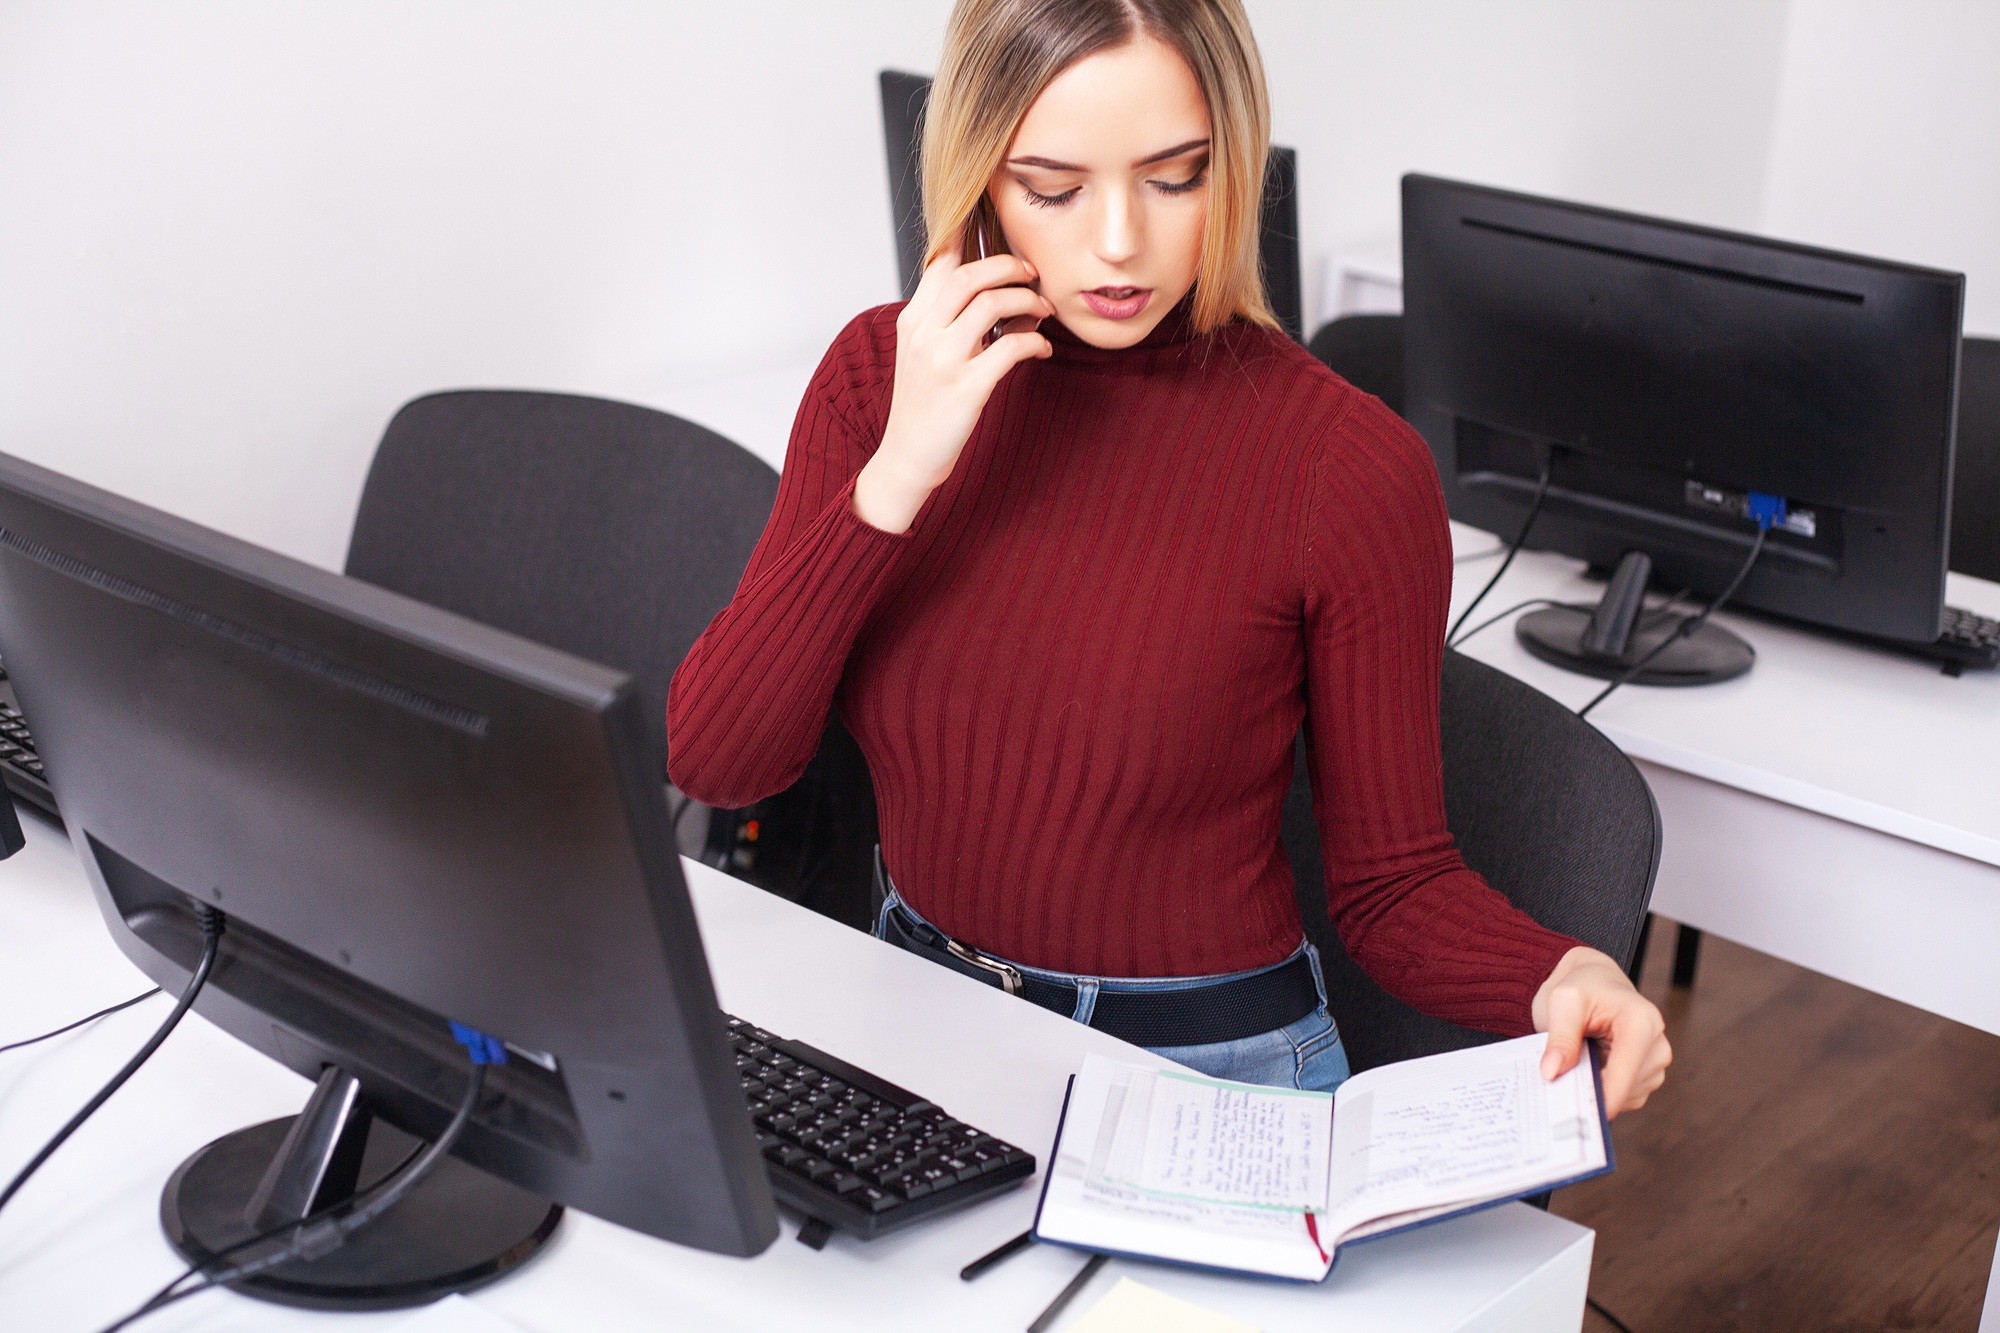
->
[1324,1033,1603,1240]
[1036,1055,1333,1281]
[1110,1066,1332,1211]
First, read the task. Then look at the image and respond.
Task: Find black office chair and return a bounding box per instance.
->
[1952,336,2000,584]
[879,70,1306,343]
[344,389,882,925]
[1284,649,1661,1076]
[1306,313,1404,416]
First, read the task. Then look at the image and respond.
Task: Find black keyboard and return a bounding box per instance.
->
[1926,604,2000,672]
[1832,603,1998,675]
[726,1015,1035,1242]
[0,659,57,819]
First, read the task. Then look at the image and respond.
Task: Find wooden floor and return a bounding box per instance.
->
[1557,916,2000,1332]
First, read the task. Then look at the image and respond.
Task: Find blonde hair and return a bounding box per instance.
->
[921,0,1277,334]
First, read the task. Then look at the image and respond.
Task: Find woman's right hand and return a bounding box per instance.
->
[852,248,1055,534]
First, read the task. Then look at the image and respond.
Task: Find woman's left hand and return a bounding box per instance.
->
[1531,946,1670,1119]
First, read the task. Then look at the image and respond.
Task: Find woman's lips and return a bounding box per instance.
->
[1080,287,1152,320]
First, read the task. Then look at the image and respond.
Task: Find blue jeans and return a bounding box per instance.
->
[873,886,1350,1094]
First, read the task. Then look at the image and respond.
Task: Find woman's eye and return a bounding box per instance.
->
[1150,167,1208,197]
[1020,182,1080,209]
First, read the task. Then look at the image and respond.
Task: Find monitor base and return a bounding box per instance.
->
[1516,604,1754,685]
[161,1113,562,1311]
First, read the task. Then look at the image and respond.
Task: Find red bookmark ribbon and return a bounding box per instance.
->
[1305,1210,1330,1264]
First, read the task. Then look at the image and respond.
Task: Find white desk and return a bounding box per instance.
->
[1445,522,2000,1038]
[0,813,1591,1332]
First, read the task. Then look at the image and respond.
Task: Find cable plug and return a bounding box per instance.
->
[290,1216,347,1262]
[448,1022,507,1066]
[1745,491,1786,531]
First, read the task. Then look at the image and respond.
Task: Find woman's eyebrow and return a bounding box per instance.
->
[1134,137,1209,167]
[1006,137,1212,173]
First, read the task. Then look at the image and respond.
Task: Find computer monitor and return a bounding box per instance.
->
[878,70,1306,342]
[0,450,778,1307]
[1402,173,1964,669]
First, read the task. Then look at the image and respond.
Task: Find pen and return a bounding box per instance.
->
[961,1228,1035,1281]
[1027,1252,1107,1333]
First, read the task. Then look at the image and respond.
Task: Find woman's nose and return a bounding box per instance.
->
[1093,187,1140,265]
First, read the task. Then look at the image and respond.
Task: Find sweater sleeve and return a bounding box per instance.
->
[1299,394,1582,1036]
[666,309,913,808]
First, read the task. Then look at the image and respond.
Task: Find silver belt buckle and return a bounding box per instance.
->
[944,937,1025,997]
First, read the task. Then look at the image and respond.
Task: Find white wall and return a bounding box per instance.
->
[1254,0,1794,310]
[0,0,953,568]
[0,2,1992,574]
[1759,0,2000,336]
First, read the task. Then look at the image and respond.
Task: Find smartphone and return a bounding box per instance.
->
[966,199,1017,347]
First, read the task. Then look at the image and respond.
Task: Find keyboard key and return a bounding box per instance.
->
[967,1147,1008,1174]
[855,1185,898,1213]
[794,1156,837,1183]
[828,1171,866,1196]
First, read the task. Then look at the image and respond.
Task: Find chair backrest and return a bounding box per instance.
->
[1284,649,1661,1074]
[1306,313,1404,415]
[347,389,886,927]
[1952,336,2000,584]
[345,389,779,754]
[877,70,1305,342]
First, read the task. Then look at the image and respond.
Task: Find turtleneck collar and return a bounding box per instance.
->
[1040,288,1207,361]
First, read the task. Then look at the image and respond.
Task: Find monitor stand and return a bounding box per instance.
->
[160,1065,562,1310]
[1515,549,1754,686]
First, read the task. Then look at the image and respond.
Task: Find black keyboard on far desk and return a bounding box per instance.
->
[0,658,57,820]
[1859,604,2000,675]
[1927,605,2000,672]
[725,1015,1035,1245]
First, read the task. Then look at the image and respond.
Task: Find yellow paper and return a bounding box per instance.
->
[1065,1276,1261,1333]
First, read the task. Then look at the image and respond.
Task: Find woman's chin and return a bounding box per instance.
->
[1061,305,1169,349]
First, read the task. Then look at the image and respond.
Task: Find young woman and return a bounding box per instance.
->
[669,0,1670,1113]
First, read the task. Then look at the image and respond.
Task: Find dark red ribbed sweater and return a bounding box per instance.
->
[667,298,1580,1036]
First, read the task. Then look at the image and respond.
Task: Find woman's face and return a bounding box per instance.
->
[988,36,1210,350]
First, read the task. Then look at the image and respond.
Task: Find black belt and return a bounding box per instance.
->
[878,900,1320,1048]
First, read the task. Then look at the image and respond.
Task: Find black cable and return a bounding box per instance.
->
[1447,456,1554,647]
[1445,598,1564,649]
[0,989,162,1056]
[0,907,223,1218]
[1586,1294,1637,1333]
[1579,526,1768,720]
[104,1138,425,1329]
[99,1057,489,1333]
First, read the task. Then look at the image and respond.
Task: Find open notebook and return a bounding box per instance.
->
[1032,1033,1611,1283]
